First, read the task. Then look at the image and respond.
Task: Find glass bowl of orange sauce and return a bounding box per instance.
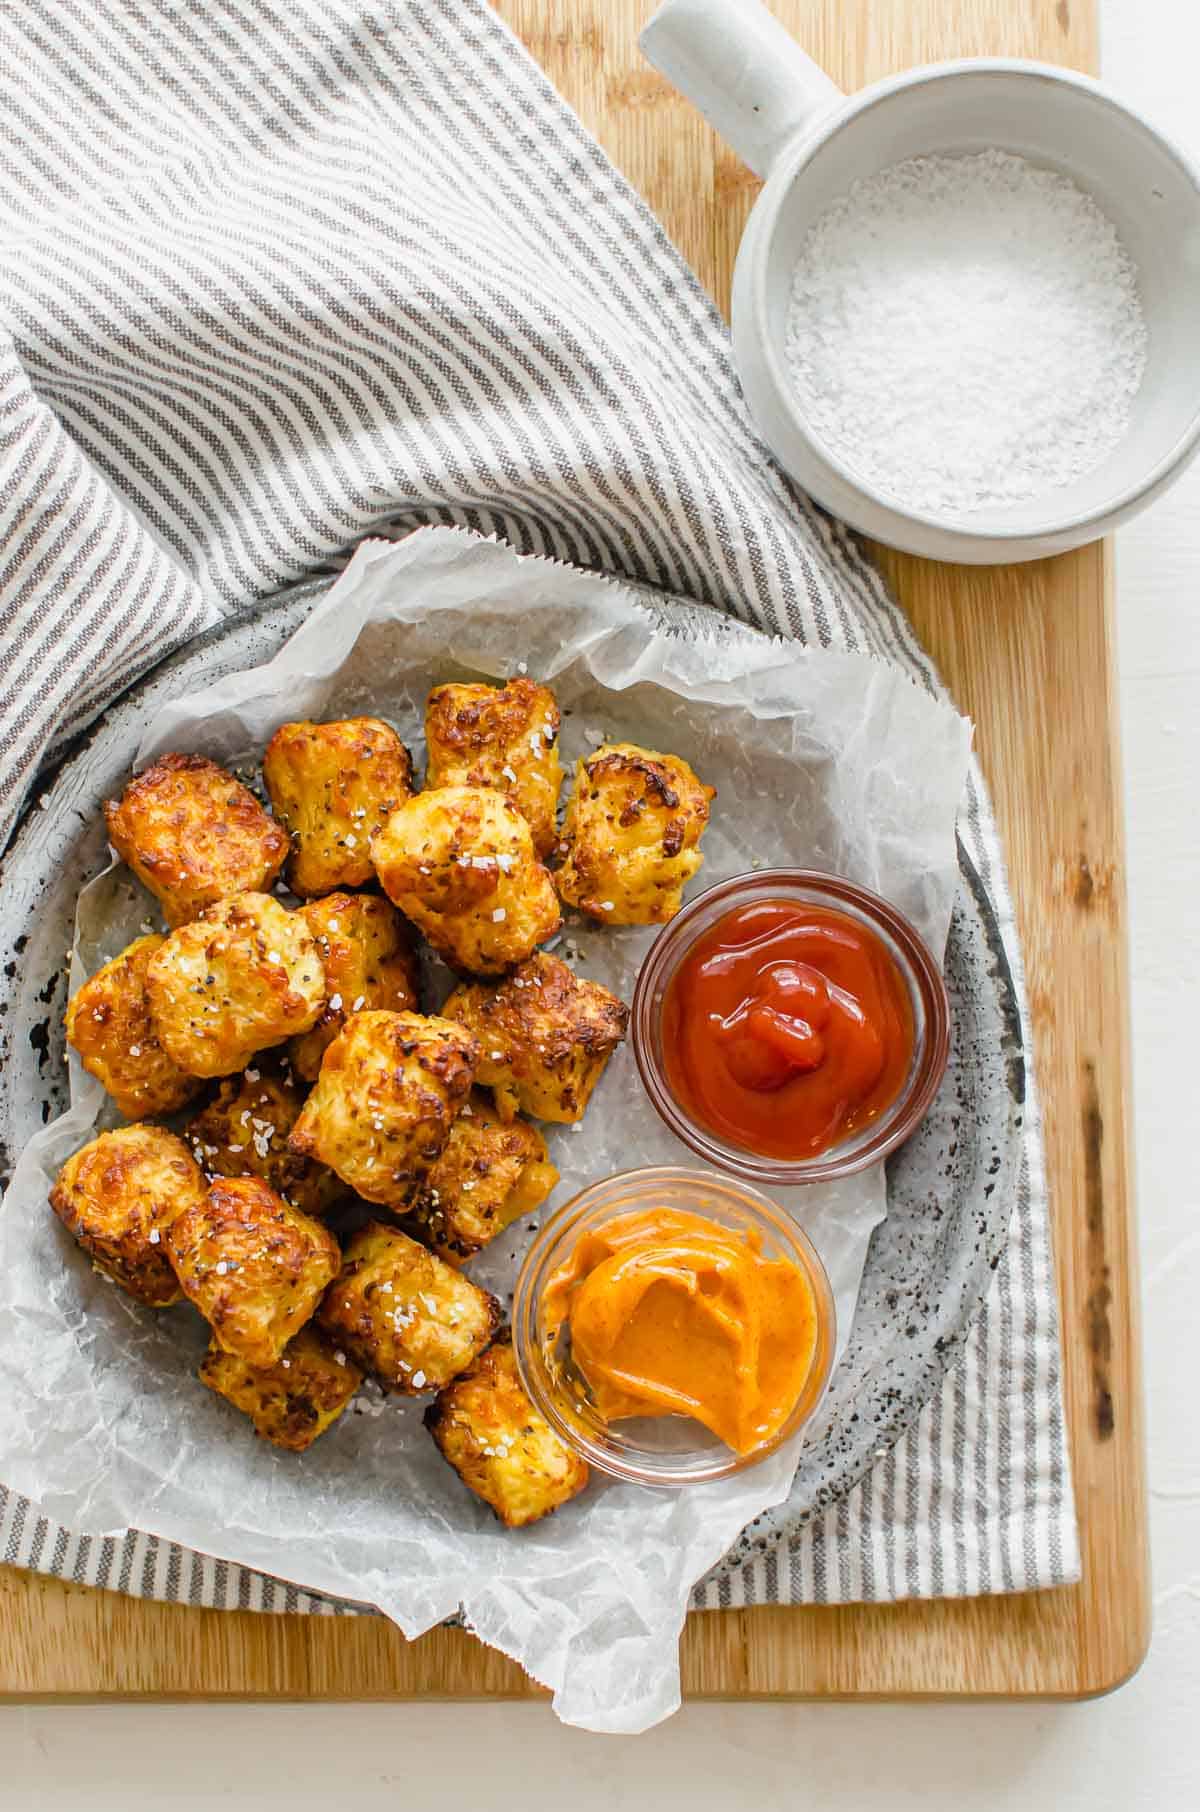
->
[512,1166,836,1486]
[631,869,951,1187]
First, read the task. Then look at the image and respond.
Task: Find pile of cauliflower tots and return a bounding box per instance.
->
[50,676,714,1530]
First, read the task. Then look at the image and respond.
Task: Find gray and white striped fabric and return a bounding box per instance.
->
[0,0,1078,1608]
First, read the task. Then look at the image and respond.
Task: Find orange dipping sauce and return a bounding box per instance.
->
[542,1206,821,1455]
[661,900,915,1162]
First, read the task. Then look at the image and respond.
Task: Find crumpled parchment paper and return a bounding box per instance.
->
[0,528,970,1732]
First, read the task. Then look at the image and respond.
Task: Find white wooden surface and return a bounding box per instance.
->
[1,0,1198,1800]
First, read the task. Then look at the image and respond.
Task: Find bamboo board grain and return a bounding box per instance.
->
[0,0,1148,1701]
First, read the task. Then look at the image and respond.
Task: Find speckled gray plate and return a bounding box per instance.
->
[0,583,1023,1575]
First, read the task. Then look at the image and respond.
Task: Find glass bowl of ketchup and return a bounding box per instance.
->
[512,1166,836,1485]
[631,869,950,1186]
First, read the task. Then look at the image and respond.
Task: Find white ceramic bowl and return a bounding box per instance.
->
[643,4,1200,564]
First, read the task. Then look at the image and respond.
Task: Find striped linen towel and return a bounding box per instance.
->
[0,0,1077,1613]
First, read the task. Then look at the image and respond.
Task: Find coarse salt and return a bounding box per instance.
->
[785,149,1147,515]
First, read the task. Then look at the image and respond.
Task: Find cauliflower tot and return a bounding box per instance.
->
[403,1092,558,1264]
[426,1338,589,1528]
[555,742,714,924]
[163,1175,339,1368]
[289,892,420,1082]
[186,1067,346,1218]
[262,716,415,896]
[104,752,287,927]
[49,1125,207,1307]
[371,785,559,975]
[288,1009,477,1205]
[199,1326,362,1452]
[442,953,627,1123]
[425,678,563,856]
[146,893,325,1079]
[317,1221,499,1393]
[64,934,202,1120]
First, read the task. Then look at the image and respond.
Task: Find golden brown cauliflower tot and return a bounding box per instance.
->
[64,934,202,1120]
[317,1222,498,1393]
[426,1338,589,1528]
[146,893,325,1078]
[402,1092,558,1264]
[425,678,563,856]
[186,1068,346,1218]
[163,1175,339,1368]
[289,892,420,1081]
[288,1009,476,1206]
[49,1124,207,1307]
[555,741,714,924]
[371,785,559,976]
[262,716,414,897]
[442,953,627,1124]
[199,1326,362,1452]
[104,752,287,927]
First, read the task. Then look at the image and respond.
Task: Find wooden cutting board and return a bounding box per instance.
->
[0,0,1148,1700]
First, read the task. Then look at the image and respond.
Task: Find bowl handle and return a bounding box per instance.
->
[640,0,843,178]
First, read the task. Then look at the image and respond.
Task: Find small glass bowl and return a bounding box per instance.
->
[511,1165,836,1487]
[631,868,951,1187]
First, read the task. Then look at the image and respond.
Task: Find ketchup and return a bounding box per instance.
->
[661,900,915,1161]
